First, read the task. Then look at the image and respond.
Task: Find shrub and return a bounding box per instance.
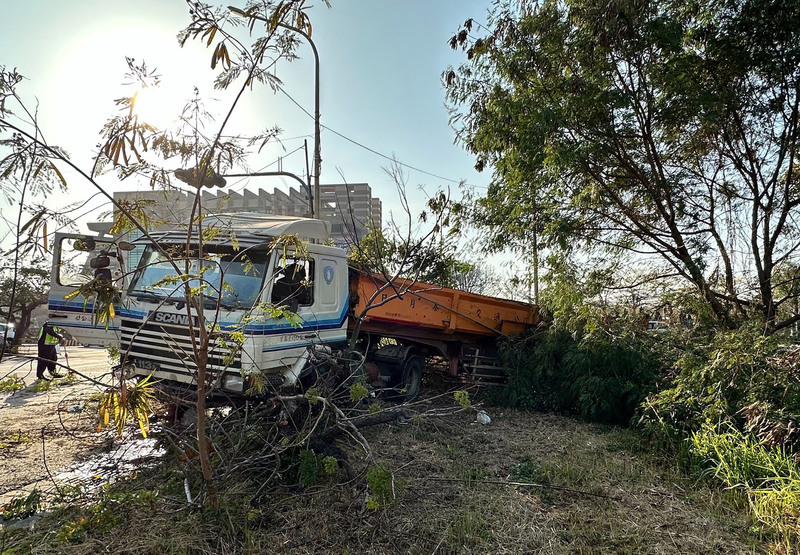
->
[499,326,662,425]
[498,328,574,413]
[562,333,659,424]
[2,489,41,520]
[0,376,25,393]
[297,449,337,488]
[690,422,800,543]
[366,463,402,509]
[637,322,800,452]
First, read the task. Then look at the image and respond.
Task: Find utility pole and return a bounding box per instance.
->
[277,23,321,219]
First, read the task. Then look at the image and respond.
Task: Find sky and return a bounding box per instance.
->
[0,0,496,244]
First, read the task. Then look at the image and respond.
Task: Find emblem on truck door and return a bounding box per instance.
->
[323,266,334,285]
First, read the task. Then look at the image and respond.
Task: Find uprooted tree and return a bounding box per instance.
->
[444,0,800,333]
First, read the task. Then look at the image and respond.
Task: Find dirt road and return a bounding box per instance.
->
[1,345,112,382]
[0,347,117,509]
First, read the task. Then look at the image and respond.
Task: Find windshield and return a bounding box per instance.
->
[128,245,269,309]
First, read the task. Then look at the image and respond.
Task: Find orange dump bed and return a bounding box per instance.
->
[349,272,538,343]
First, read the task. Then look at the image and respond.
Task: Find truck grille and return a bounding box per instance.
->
[120,318,241,382]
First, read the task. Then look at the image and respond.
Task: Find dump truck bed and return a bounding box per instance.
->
[349,271,538,345]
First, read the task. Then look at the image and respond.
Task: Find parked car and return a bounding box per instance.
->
[0,322,15,351]
[647,320,669,332]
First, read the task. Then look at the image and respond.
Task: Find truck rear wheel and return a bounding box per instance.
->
[397,355,424,402]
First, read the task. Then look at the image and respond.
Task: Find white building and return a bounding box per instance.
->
[114,182,382,247]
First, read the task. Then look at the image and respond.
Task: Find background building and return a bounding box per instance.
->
[319,183,381,245]
[114,183,382,247]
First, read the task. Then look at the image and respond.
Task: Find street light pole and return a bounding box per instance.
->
[278,23,321,220]
[225,8,323,218]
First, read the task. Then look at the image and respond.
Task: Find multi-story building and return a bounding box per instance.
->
[113,182,381,247]
[318,183,381,245]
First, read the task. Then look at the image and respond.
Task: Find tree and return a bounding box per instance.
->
[1,67,75,362]
[346,160,479,291]
[0,266,49,349]
[350,226,469,290]
[345,161,461,353]
[444,0,800,332]
[351,226,502,295]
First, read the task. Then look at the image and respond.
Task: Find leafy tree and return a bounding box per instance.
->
[0,266,49,349]
[346,161,481,293]
[349,226,471,290]
[445,0,800,332]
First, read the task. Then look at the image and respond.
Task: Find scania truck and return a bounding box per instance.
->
[48,213,537,401]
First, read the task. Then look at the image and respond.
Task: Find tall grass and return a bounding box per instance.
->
[691,422,800,546]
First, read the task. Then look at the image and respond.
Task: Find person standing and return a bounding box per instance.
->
[37,321,65,380]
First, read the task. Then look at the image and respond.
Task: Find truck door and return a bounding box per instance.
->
[48,233,126,347]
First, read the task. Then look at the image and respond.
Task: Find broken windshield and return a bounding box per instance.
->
[128,244,269,309]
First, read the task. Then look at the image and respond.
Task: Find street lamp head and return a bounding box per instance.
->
[174,167,227,188]
[116,241,136,252]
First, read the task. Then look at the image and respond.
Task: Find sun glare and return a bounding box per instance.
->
[131,84,186,130]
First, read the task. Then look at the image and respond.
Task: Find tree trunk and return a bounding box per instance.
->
[195,338,217,508]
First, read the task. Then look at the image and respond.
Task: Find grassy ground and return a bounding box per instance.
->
[256,407,757,554]
[1,387,767,555]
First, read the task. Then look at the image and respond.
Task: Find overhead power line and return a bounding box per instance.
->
[278,88,487,190]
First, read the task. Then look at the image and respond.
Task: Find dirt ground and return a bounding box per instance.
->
[0,349,763,552]
[0,347,117,509]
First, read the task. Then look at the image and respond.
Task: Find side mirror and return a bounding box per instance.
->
[73,238,96,252]
[89,255,111,269]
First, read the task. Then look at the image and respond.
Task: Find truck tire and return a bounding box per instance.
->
[397,355,424,402]
[298,362,320,390]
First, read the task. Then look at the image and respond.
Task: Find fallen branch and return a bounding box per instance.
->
[276,394,374,463]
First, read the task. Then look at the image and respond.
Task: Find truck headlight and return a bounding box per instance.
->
[222,373,244,393]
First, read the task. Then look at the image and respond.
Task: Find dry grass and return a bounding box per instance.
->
[1,393,765,554]
[287,405,759,555]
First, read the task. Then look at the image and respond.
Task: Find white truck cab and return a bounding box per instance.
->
[50,214,348,397]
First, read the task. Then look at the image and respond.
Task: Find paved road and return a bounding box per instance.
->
[0,345,113,383]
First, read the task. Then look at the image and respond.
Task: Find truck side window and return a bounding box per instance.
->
[271,258,314,307]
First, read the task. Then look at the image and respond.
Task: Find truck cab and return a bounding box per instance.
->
[114,214,348,397]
